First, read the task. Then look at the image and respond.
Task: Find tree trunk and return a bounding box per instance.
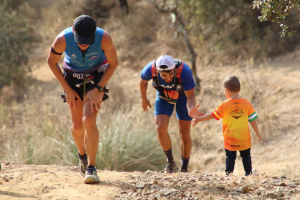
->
[148,0,201,93]
[174,10,201,93]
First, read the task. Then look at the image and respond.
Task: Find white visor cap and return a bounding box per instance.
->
[156,55,175,71]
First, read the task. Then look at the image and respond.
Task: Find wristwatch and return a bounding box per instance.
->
[95,85,105,93]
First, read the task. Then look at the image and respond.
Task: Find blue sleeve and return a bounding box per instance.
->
[140,61,154,81]
[180,63,196,91]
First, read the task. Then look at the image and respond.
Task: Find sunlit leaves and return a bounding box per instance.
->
[253,0,300,37]
[170,12,176,24]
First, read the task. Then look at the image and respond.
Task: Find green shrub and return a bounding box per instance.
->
[0,2,40,99]
[95,107,166,172]
[50,105,167,172]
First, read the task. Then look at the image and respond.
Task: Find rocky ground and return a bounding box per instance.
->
[117,170,300,200]
[1,161,300,200]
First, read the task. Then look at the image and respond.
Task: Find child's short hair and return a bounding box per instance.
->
[223,75,240,92]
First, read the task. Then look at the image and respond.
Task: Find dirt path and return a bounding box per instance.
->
[0,162,127,200]
[1,161,300,200]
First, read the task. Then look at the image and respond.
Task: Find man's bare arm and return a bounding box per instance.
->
[184,88,204,117]
[98,31,119,87]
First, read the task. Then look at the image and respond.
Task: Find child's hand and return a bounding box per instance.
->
[256,132,261,142]
[191,118,199,127]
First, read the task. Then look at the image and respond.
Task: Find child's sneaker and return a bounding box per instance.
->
[225,171,233,176]
[164,161,179,173]
[84,166,100,184]
[245,172,252,176]
[78,153,88,177]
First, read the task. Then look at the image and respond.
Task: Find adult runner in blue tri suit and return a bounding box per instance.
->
[47,15,118,184]
[140,55,204,173]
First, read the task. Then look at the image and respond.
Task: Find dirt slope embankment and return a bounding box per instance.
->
[1,161,300,200]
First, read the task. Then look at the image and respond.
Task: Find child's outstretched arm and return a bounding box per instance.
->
[191,113,214,127]
[250,119,261,142]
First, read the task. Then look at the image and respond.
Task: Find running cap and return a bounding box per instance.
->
[73,15,96,45]
[155,55,175,71]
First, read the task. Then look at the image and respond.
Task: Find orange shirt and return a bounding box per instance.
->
[211,98,258,151]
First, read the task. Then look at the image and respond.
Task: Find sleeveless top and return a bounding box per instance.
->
[63,27,105,73]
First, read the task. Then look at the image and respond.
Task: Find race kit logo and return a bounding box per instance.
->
[88,56,99,60]
[161,84,175,89]
[230,105,244,119]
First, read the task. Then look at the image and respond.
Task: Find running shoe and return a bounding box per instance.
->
[84,166,100,184]
[164,161,179,173]
[225,171,233,176]
[78,153,88,177]
[245,172,252,176]
[179,168,188,173]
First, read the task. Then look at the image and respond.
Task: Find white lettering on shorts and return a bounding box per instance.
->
[73,73,91,79]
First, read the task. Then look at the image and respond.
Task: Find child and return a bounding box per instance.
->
[192,75,261,176]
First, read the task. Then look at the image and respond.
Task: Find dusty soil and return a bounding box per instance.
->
[1,161,300,200]
[0,161,126,200]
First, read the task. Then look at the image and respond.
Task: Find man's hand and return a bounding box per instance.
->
[142,99,152,112]
[188,105,205,118]
[65,89,81,109]
[84,89,104,112]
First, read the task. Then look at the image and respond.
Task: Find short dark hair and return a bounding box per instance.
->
[223,75,240,92]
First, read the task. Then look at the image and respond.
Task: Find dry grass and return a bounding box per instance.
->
[0,74,167,171]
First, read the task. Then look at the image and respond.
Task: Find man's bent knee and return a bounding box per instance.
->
[82,115,97,129]
[71,124,84,133]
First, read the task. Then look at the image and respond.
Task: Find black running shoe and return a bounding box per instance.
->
[78,153,88,177]
[84,166,100,184]
[245,172,252,176]
[164,161,179,173]
[179,168,188,173]
[225,171,233,176]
